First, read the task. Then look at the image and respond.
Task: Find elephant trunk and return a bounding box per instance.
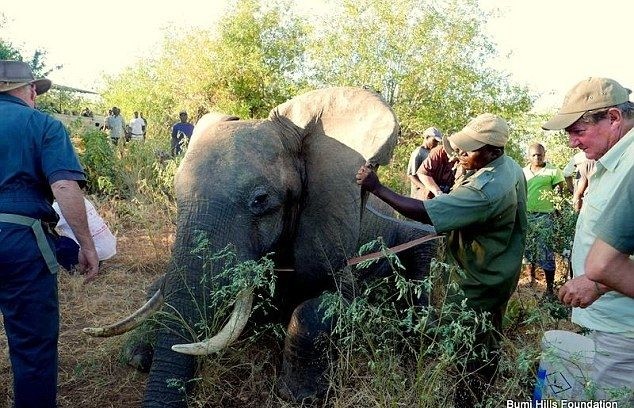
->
[143,261,201,408]
[143,332,197,407]
[142,209,255,407]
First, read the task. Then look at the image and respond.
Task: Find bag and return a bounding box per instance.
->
[52,198,117,261]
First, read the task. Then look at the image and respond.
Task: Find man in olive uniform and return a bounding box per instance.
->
[357,113,527,407]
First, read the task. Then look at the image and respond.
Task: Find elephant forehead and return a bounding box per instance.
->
[196,121,283,159]
[177,122,298,196]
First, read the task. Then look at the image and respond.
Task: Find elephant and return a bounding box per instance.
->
[84,87,437,407]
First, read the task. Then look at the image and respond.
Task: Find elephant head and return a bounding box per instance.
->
[86,87,400,407]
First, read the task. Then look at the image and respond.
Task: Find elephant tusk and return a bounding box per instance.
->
[171,288,254,355]
[82,289,164,337]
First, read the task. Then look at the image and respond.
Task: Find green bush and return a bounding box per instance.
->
[75,129,123,196]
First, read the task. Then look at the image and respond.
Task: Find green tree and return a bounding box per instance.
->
[0,40,21,61]
[305,0,533,191]
[0,14,21,60]
[102,0,308,142]
[307,0,532,131]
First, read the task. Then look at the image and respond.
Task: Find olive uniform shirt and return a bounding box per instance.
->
[424,155,528,314]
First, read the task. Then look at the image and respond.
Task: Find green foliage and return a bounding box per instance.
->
[164,243,278,343]
[67,126,179,228]
[298,0,536,193]
[0,36,21,61]
[75,129,122,196]
[101,0,308,136]
[524,191,577,262]
[317,240,539,403]
[511,112,576,168]
[307,0,533,135]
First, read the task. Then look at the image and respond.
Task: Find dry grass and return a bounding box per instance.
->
[0,201,580,407]
[0,197,172,408]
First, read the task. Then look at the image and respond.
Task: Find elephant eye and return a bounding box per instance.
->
[249,191,270,215]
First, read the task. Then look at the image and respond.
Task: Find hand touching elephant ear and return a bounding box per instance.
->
[270,87,399,280]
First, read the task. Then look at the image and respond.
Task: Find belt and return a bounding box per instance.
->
[0,213,59,274]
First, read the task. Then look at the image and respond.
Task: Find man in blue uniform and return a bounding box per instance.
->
[0,60,99,408]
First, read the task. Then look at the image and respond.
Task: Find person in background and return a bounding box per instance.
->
[171,110,195,156]
[100,109,113,131]
[544,77,634,403]
[0,59,99,408]
[128,111,146,142]
[406,126,442,199]
[562,150,596,212]
[571,158,596,213]
[562,151,584,194]
[140,112,148,138]
[357,113,526,407]
[105,106,126,145]
[416,143,461,199]
[522,143,565,296]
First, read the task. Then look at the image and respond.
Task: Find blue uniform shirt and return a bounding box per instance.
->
[171,122,195,139]
[0,93,85,222]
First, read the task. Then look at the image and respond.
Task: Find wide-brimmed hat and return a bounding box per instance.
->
[423,126,442,141]
[542,77,632,130]
[447,113,508,153]
[0,60,52,95]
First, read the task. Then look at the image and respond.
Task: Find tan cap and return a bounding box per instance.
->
[542,77,632,130]
[0,60,52,95]
[423,126,442,141]
[447,113,508,153]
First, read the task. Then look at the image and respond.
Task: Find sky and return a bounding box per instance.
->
[2,0,634,112]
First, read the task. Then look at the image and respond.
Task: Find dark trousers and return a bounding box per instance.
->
[453,306,504,408]
[0,257,59,408]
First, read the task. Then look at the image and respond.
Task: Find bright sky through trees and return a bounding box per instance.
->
[2,0,633,111]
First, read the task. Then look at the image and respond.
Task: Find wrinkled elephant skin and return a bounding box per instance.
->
[118,87,435,407]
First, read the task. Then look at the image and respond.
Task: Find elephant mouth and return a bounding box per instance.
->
[171,288,254,355]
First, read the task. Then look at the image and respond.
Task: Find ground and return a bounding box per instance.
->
[0,225,171,408]
[0,223,577,407]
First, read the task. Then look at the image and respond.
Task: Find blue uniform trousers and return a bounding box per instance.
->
[0,256,59,408]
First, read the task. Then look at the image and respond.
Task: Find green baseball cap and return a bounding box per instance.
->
[542,77,632,130]
[446,113,509,153]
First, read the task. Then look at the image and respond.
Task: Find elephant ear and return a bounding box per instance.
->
[271,87,398,166]
[270,87,399,285]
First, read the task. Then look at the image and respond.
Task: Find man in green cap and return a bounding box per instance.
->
[545,77,634,402]
[357,113,527,407]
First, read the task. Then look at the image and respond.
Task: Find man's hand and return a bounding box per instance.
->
[558,275,602,308]
[356,165,381,193]
[78,247,100,284]
[51,179,100,284]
